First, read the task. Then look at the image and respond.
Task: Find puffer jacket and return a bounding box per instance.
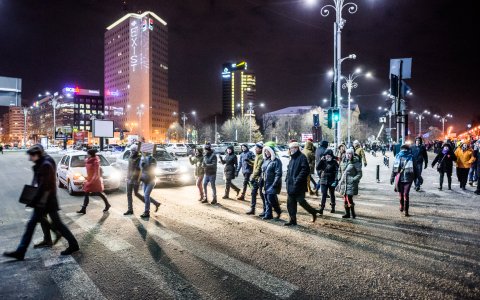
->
[262,147,282,195]
[286,150,310,195]
[337,155,362,196]
[317,159,339,186]
[237,146,255,174]
[189,152,205,177]
[252,152,264,182]
[455,147,475,169]
[391,150,416,183]
[302,140,316,174]
[220,147,237,180]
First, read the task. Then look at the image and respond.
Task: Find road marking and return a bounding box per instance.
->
[358,202,385,207]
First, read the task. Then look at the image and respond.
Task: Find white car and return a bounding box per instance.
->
[165,143,188,156]
[114,147,194,185]
[57,151,122,195]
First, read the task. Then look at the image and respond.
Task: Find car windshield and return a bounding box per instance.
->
[154,151,174,161]
[70,155,111,168]
[175,144,184,147]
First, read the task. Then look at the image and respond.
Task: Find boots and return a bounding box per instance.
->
[284,219,297,226]
[330,204,335,213]
[342,205,351,218]
[399,199,404,212]
[448,177,452,190]
[246,207,255,215]
[222,186,230,199]
[237,194,245,200]
[404,200,410,217]
[319,205,324,215]
[274,206,282,220]
[77,206,86,214]
[211,197,217,205]
[350,204,356,219]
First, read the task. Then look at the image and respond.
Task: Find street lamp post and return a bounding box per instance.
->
[173,111,196,142]
[434,114,453,138]
[342,68,371,147]
[319,0,358,146]
[410,110,430,137]
[378,106,393,143]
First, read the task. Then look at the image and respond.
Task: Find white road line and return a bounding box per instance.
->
[358,202,385,207]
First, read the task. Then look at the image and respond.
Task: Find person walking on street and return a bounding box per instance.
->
[337,148,362,219]
[336,143,347,162]
[247,143,265,215]
[411,137,428,191]
[77,149,110,214]
[202,143,218,204]
[432,143,456,190]
[353,140,367,167]
[285,142,319,226]
[0,144,3,154]
[317,149,339,215]
[189,147,205,201]
[4,145,79,260]
[454,142,475,190]
[302,139,317,195]
[261,145,282,220]
[391,144,416,216]
[236,144,255,200]
[138,152,159,218]
[474,141,480,195]
[219,145,241,200]
[315,140,329,167]
[468,141,478,187]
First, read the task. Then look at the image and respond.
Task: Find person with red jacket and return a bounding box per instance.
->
[77,149,110,214]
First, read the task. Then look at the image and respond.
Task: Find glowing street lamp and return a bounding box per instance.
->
[410,110,430,136]
[434,113,453,138]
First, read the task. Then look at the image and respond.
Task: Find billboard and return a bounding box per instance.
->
[55,126,72,140]
[0,76,22,107]
[93,119,114,138]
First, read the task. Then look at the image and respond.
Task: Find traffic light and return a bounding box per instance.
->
[313,114,320,127]
[327,108,333,129]
[332,108,340,123]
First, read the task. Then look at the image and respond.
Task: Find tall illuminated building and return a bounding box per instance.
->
[104,11,178,142]
[221,61,256,119]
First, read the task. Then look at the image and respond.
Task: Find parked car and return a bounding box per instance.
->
[114,147,194,185]
[165,143,188,156]
[57,151,122,195]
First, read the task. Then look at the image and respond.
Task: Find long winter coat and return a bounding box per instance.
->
[337,155,362,196]
[317,159,339,186]
[455,147,475,169]
[83,156,104,193]
[432,150,456,175]
[29,156,59,212]
[262,147,282,195]
[286,150,310,195]
[302,141,316,174]
[220,152,238,180]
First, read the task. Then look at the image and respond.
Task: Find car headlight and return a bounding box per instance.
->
[155,168,163,175]
[73,173,85,181]
[179,166,188,173]
[110,170,121,181]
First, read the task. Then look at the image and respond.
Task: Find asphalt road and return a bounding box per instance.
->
[0,151,479,299]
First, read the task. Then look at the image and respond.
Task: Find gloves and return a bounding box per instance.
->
[390,178,394,185]
[331,181,337,188]
[424,164,428,169]
[364,163,367,167]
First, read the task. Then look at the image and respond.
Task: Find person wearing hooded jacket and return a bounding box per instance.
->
[353,140,367,167]
[202,143,218,204]
[302,139,317,195]
[337,148,362,219]
[432,143,456,190]
[189,147,205,201]
[391,144,416,217]
[77,149,110,214]
[261,145,282,220]
[247,143,265,215]
[4,145,79,260]
[454,143,475,190]
[315,140,329,168]
[411,137,428,191]
[236,144,255,200]
[317,149,339,214]
[219,145,241,200]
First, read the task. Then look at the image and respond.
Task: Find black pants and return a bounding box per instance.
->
[251,179,265,209]
[286,194,317,223]
[457,168,469,189]
[439,172,452,189]
[225,178,240,197]
[241,173,251,196]
[82,192,109,208]
[39,214,60,242]
[320,184,336,208]
[17,208,78,255]
[126,182,159,211]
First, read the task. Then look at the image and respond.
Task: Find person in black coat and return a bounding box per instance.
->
[3,145,79,261]
[261,145,282,220]
[284,142,319,226]
[202,143,218,204]
[431,143,456,190]
[411,137,428,191]
[317,149,339,215]
[219,145,240,200]
[474,141,480,195]
[236,144,255,200]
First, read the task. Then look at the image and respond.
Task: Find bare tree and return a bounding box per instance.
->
[220,116,263,142]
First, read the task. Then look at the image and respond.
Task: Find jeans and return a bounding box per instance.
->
[203,175,217,199]
[286,194,317,223]
[414,162,424,188]
[127,182,159,211]
[143,182,155,213]
[195,175,204,198]
[320,184,336,208]
[468,163,478,183]
[397,182,412,211]
[241,173,251,196]
[18,208,78,254]
[250,179,265,209]
[264,193,281,218]
[457,168,469,189]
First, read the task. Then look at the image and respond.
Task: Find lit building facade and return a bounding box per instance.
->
[221,61,256,119]
[104,11,178,142]
[0,76,21,107]
[2,106,26,144]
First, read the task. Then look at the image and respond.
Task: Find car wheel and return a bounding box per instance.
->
[67,180,75,196]
[57,175,65,188]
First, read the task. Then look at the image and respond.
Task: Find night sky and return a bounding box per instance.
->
[0,0,477,131]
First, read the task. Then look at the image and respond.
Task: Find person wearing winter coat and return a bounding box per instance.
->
[261,146,282,220]
[432,143,456,190]
[189,147,205,201]
[236,144,255,200]
[4,145,79,260]
[77,149,110,214]
[336,143,347,162]
[315,140,329,169]
[353,140,367,167]
[317,149,339,215]
[302,139,317,195]
[219,145,240,200]
[202,143,218,204]
[337,148,362,219]
[247,143,265,215]
[474,141,480,195]
[454,143,475,190]
[411,137,428,191]
[390,144,416,217]
[468,141,478,187]
[285,142,319,226]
